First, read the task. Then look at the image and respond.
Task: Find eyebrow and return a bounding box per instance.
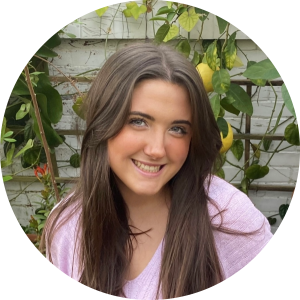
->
[129,111,192,127]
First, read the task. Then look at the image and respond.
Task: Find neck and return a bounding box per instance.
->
[116,179,170,233]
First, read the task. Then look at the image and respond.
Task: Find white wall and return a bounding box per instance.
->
[4,3,298,234]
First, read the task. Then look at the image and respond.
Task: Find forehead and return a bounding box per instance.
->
[131,80,191,120]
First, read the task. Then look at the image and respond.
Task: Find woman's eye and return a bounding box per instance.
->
[170,126,187,135]
[129,118,146,127]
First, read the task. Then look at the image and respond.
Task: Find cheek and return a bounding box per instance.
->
[166,138,191,163]
[108,130,143,159]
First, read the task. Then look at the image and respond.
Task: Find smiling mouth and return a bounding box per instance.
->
[132,159,164,173]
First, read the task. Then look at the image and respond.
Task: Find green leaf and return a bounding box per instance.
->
[35,45,58,58]
[11,77,30,96]
[163,24,179,42]
[70,153,81,168]
[263,139,272,151]
[282,84,296,118]
[217,117,228,138]
[224,32,237,70]
[178,6,187,14]
[1,117,7,143]
[209,94,220,120]
[245,164,269,179]
[38,223,45,231]
[246,61,266,86]
[175,40,190,58]
[123,8,132,17]
[14,139,34,158]
[24,119,36,141]
[150,16,169,22]
[206,41,218,71]
[284,123,300,145]
[226,83,253,116]
[167,12,176,22]
[7,143,15,162]
[95,7,109,17]
[216,16,228,34]
[220,97,240,115]
[32,118,63,148]
[131,4,147,20]
[32,214,47,220]
[65,33,76,38]
[279,204,289,219]
[233,55,244,68]
[178,8,199,32]
[212,69,231,94]
[4,138,16,143]
[195,8,209,21]
[72,96,86,120]
[267,217,277,226]
[16,103,31,120]
[44,32,61,49]
[156,6,175,15]
[155,24,170,43]
[126,1,138,9]
[251,143,261,159]
[231,139,244,161]
[191,51,200,66]
[243,58,280,80]
[23,146,42,166]
[3,175,13,182]
[34,73,63,124]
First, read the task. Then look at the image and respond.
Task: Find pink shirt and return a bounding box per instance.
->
[48,176,272,299]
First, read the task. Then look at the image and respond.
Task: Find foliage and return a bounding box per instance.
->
[91,1,296,225]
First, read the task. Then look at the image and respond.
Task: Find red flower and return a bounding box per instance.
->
[34,164,48,179]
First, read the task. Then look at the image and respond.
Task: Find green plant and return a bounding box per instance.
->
[90,1,297,224]
[25,163,69,250]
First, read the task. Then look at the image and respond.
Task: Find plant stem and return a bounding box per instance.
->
[24,66,60,202]
[34,55,83,98]
[225,159,243,170]
[105,3,121,60]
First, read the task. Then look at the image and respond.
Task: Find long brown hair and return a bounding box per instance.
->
[42,43,225,298]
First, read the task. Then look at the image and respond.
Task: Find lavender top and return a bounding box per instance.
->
[48,176,272,299]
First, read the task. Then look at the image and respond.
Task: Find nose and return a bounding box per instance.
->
[143,130,166,160]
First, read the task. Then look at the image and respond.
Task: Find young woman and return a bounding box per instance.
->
[42,43,272,299]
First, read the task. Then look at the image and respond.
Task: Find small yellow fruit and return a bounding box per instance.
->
[196,63,215,93]
[220,121,233,154]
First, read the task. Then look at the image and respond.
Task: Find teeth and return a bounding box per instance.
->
[133,160,161,173]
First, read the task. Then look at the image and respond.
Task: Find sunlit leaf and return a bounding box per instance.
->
[212,69,231,94]
[95,7,109,17]
[178,8,199,32]
[233,55,244,67]
[155,24,170,43]
[282,84,296,118]
[224,32,237,70]
[14,139,34,158]
[3,175,13,182]
[163,25,179,42]
[206,41,218,71]
[156,6,174,15]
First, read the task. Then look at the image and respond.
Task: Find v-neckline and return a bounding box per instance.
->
[126,238,164,284]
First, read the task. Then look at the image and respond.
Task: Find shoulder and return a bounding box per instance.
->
[206,176,273,278]
[47,194,82,280]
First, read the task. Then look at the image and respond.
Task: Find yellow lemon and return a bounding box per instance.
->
[196,63,215,93]
[220,121,233,154]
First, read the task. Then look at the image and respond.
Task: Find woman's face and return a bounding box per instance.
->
[108,79,192,198]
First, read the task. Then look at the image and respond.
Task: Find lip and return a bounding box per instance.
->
[131,159,165,177]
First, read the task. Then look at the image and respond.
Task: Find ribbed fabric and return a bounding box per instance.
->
[48,176,272,299]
